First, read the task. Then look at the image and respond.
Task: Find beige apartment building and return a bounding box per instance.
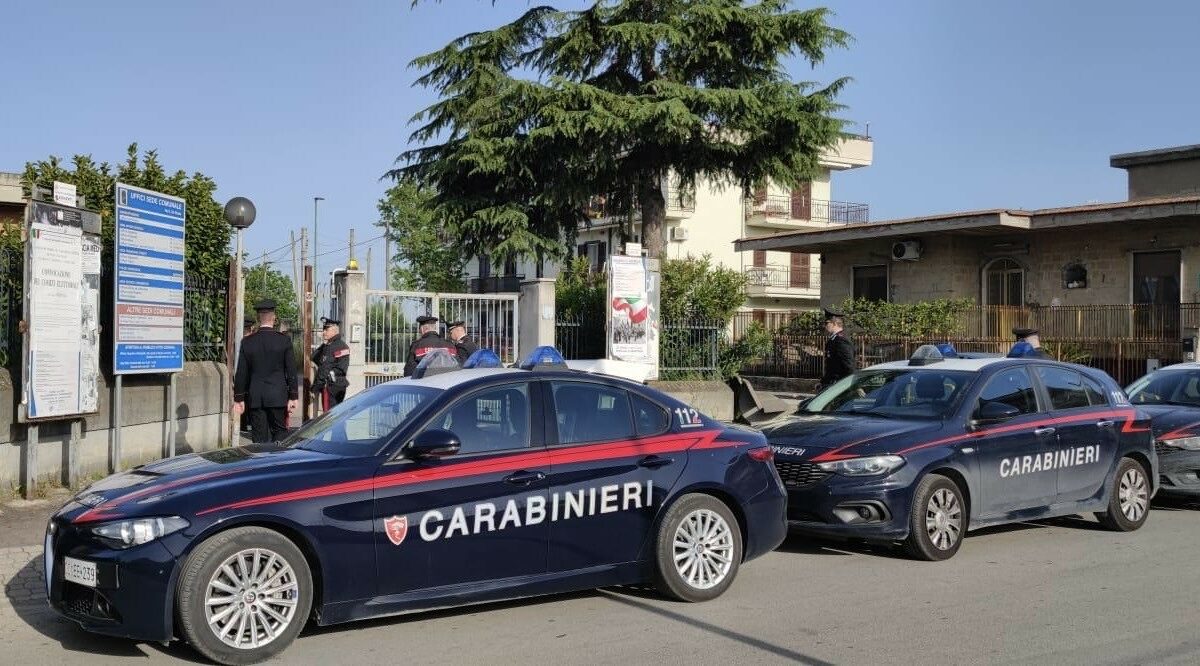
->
[465,136,874,318]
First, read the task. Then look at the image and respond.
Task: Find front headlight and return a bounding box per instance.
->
[91,516,189,548]
[818,455,906,476]
[1160,436,1200,451]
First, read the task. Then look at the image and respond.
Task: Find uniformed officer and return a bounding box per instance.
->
[403,315,459,377]
[233,300,299,443]
[1013,327,1053,359]
[446,320,479,364]
[240,317,256,434]
[821,308,855,388]
[312,316,351,410]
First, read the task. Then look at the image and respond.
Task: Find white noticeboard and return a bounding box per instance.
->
[607,254,660,380]
[23,201,102,420]
[113,183,187,374]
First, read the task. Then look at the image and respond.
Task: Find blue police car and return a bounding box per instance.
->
[758,344,1156,560]
[1126,362,1200,498]
[44,348,786,664]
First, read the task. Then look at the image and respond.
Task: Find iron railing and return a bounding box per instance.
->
[660,318,722,378]
[745,264,814,290]
[556,311,606,360]
[730,304,1200,385]
[363,290,519,370]
[183,274,230,362]
[0,247,22,368]
[747,195,870,225]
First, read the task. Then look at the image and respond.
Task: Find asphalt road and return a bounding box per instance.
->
[4,499,1200,665]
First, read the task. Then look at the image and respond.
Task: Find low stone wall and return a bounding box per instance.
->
[648,380,735,422]
[0,362,230,489]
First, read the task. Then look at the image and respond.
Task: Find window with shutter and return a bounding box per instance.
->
[752,250,766,268]
[790,182,812,220]
[790,253,811,288]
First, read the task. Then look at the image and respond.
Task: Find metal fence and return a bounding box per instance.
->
[0,247,22,368]
[730,304,1200,386]
[660,318,722,378]
[556,311,605,360]
[184,273,230,362]
[363,290,519,378]
[747,195,870,224]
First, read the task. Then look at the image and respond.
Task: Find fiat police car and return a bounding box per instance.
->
[758,343,1156,560]
[44,348,786,664]
[1126,362,1200,498]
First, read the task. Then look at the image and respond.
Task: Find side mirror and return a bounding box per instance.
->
[407,429,461,458]
[971,401,1021,429]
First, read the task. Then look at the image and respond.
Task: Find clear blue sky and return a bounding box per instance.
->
[3,1,1199,288]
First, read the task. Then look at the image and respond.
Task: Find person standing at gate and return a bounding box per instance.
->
[403,315,458,376]
[312,317,351,410]
[233,300,298,443]
[446,320,479,364]
[821,308,855,389]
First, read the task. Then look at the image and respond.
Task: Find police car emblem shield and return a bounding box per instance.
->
[384,515,408,546]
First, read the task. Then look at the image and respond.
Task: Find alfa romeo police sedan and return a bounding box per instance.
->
[1126,362,1200,498]
[759,344,1156,561]
[44,348,786,664]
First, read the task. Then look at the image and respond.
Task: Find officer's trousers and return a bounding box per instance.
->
[247,407,288,443]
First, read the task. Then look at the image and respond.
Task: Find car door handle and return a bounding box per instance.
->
[1034,427,1056,436]
[503,470,546,486]
[1096,420,1115,428]
[638,455,674,469]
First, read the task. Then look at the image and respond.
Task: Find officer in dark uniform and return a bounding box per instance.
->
[821,308,855,389]
[403,315,459,377]
[234,300,298,443]
[446,320,479,364]
[239,317,256,434]
[1013,327,1053,359]
[312,316,351,410]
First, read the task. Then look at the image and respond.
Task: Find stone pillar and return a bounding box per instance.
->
[334,269,367,397]
[518,278,556,361]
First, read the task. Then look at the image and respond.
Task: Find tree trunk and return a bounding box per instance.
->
[639,176,666,258]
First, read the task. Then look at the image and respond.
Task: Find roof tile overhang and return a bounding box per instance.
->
[734,196,1200,253]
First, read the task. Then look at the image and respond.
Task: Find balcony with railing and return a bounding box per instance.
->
[745,194,870,229]
[579,181,697,229]
[744,264,820,300]
[469,274,524,294]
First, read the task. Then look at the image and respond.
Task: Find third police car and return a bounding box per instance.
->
[758,343,1156,560]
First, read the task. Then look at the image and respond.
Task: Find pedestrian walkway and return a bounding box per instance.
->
[1,545,44,617]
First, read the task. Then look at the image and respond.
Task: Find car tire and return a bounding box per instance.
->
[177,527,314,665]
[1096,458,1151,531]
[653,493,742,602]
[903,474,966,561]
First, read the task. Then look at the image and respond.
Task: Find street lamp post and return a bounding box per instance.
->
[225,197,257,371]
[313,196,324,327]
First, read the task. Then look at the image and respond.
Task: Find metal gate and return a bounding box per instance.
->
[363,290,519,386]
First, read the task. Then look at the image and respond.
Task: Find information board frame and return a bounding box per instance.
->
[113,183,187,375]
[21,199,103,422]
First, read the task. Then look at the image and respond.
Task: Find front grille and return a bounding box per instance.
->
[774,460,831,487]
[1155,440,1176,456]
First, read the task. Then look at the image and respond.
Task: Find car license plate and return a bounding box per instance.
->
[64,557,97,588]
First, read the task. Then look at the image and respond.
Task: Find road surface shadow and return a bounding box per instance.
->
[774,533,908,559]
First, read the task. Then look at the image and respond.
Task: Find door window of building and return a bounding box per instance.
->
[984,258,1024,306]
[1132,251,1181,305]
[852,265,888,301]
[790,252,811,288]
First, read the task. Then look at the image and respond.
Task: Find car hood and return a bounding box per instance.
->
[1136,404,1200,440]
[758,412,946,461]
[59,444,348,524]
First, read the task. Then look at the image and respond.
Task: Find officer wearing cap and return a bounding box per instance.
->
[403,315,458,377]
[446,320,479,364]
[821,308,855,388]
[312,316,351,410]
[1013,327,1053,359]
[234,299,299,442]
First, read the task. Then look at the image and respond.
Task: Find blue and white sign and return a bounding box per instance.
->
[114,183,186,374]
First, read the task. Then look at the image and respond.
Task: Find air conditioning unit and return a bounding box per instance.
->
[670,227,690,242]
[891,240,922,261]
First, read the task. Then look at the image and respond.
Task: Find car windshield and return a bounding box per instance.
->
[803,368,975,419]
[1126,370,1200,407]
[288,384,441,455]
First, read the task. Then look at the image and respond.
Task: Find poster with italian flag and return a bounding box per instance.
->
[609,255,653,364]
